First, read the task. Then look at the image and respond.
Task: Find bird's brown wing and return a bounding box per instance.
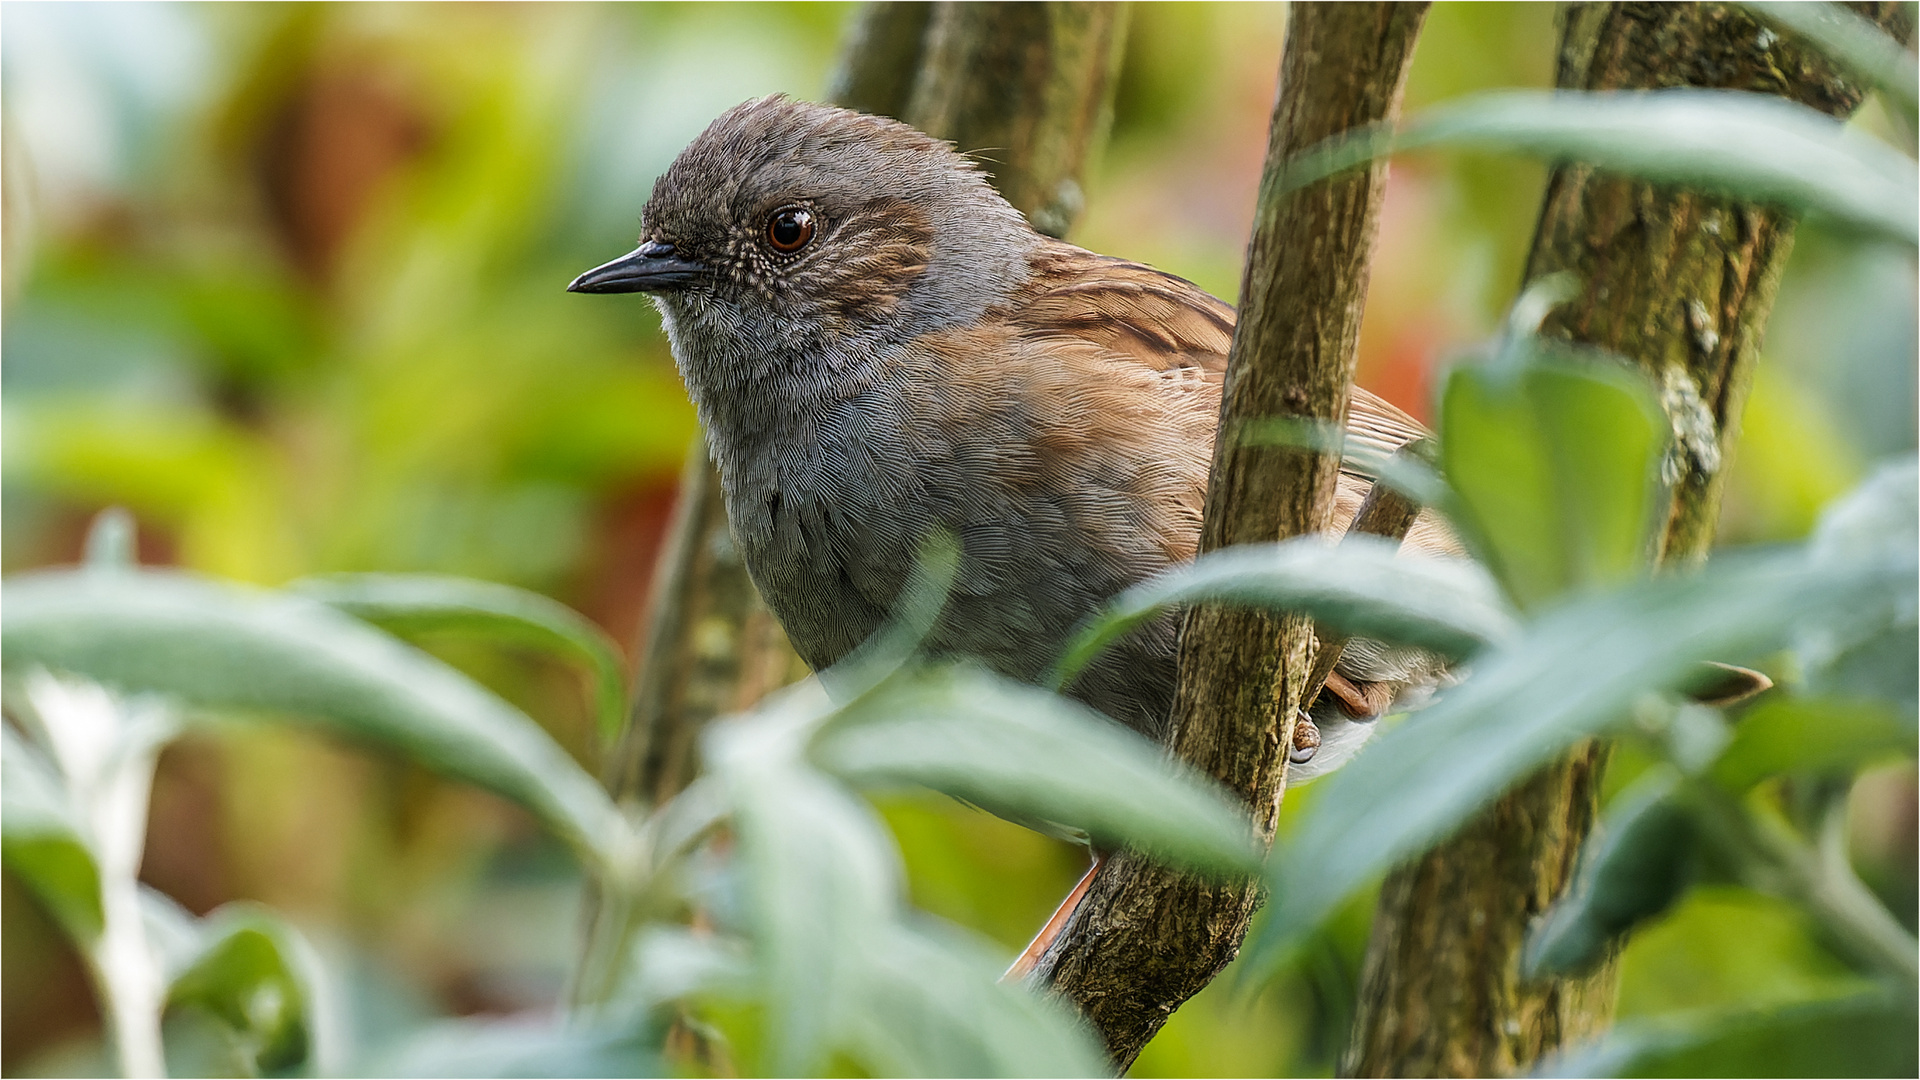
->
[1009,242,1443,506]
[1006,242,1464,708]
[1011,245,1239,377]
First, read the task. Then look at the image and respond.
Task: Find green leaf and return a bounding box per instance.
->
[1710,697,1913,791]
[139,886,205,981]
[290,572,629,745]
[1253,542,1915,969]
[371,1015,663,1078]
[1797,457,1920,718]
[167,903,333,1076]
[1442,353,1663,609]
[1233,415,1452,509]
[842,920,1107,1078]
[707,700,902,1077]
[1541,990,1918,1078]
[1054,536,1516,688]
[1,568,624,869]
[1284,89,1920,245]
[1744,2,1919,119]
[0,725,104,942]
[817,665,1260,876]
[1524,769,1697,979]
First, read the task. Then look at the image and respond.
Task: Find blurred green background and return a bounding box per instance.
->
[3,3,1912,1075]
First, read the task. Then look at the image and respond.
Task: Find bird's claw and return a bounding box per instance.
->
[1289,710,1321,765]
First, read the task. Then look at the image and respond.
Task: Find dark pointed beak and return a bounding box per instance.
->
[568,241,707,293]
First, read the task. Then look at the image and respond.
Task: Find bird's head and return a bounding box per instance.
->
[570,96,1041,368]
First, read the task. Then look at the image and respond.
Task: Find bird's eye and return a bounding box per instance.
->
[766,206,815,254]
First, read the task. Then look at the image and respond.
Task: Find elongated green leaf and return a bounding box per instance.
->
[624,926,751,1006]
[1233,415,1452,509]
[1798,457,1920,718]
[1541,990,1919,1077]
[843,920,1106,1078]
[140,886,205,981]
[290,573,630,745]
[373,1015,662,1078]
[817,665,1259,875]
[1,569,623,868]
[1284,89,1919,245]
[1744,2,1919,117]
[1253,542,1916,969]
[1442,355,1663,610]
[707,703,901,1077]
[0,725,103,941]
[1054,536,1516,687]
[1710,697,1913,791]
[167,904,328,1076]
[1524,769,1697,979]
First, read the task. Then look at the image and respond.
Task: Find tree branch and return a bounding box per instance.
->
[1345,4,1915,1075]
[1028,5,1430,1068]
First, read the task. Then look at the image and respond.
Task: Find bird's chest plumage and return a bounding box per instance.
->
[697,348,1111,685]
[703,372,933,673]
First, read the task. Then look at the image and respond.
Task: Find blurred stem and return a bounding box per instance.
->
[1690,779,1918,984]
[78,721,170,1078]
[1346,4,1918,1076]
[1029,4,1429,1069]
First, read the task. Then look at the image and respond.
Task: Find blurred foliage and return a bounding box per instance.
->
[2,3,1915,1078]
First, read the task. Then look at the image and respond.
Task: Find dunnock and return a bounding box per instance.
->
[570,95,1457,780]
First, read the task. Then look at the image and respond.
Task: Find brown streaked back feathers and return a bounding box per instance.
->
[1005,240,1460,560]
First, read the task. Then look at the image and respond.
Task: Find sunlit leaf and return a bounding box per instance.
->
[1709,697,1913,791]
[1541,989,1919,1077]
[0,725,104,942]
[1253,539,1915,969]
[818,665,1261,876]
[1442,353,1663,609]
[707,703,901,1077]
[167,904,329,1076]
[140,886,205,981]
[842,919,1107,1078]
[1054,536,1516,688]
[1283,89,1920,245]
[623,926,752,1007]
[291,572,629,744]
[1,569,624,868]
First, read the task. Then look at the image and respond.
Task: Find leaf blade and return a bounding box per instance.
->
[291,572,631,745]
[817,665,1262,876]
[2,569,623,868]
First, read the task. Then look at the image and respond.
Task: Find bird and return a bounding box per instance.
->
[568,95,1778,979]
[569,95,1460,786]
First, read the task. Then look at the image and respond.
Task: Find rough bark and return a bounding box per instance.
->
[1345,4,1914,1076]
[904,3,1130,238]
[1027,5,1430,1069]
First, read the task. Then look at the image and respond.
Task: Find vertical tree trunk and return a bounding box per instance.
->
[1345,5,1913,1076]
[905,3,1130,238]
[1028,5,1430,1069]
